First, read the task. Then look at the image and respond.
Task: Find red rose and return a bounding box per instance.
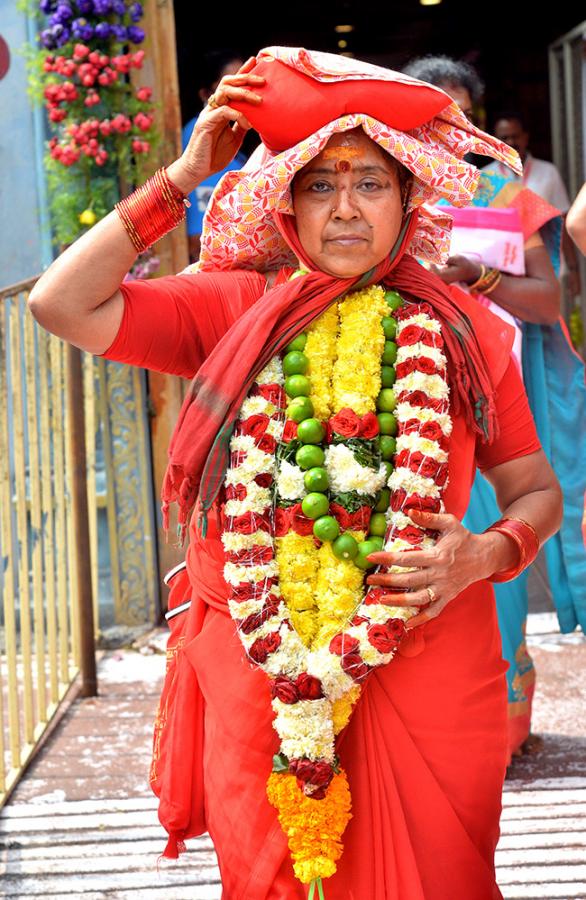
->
[329,502,352,531]
[290,759,334,790]
[257,434,277,454]
[240,413,269,439]
[256,383,286,407]
[271,675,299,704]
[420,421,443,441]
[230,450,246,468]
[296,673,323,700]
[230,582,255,603]
[274,506,292,536]
[351,614,369,626]
[436,464,449,486]
[248,631,281,664]
[402,390,427,406]
[360,412,379,439]
[390,488,407,512]
[291,503,315,537]
[230,511,266,534]
[254,472,273,488]
[330,407,362,438]
[398,324,425,345]
[396,525,424,545]
[396,359,416,379]
[340,652,370,681]
[225,483,247,501]
[364,588,385,605]
[349,505,372,531]
[417,357,438,375]
[404,494,441,513]
[282,419,298,442]
[420,456,440,479]
[323,419,333,444]
[228,545,274,566]
[401,418,421,435]
[329,633,360,656]
[367,621,405,653]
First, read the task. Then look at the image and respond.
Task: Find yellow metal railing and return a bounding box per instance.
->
[0,277,95,806]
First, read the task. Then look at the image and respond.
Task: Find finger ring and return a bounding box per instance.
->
[426,586,436,603]
[207,93,220,109]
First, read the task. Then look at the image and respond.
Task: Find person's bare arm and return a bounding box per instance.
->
[28,61,264,354]
[431,245,560,325]
[366,449,562,627]
[567,182,586,256]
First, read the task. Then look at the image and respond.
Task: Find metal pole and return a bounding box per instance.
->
[66,343,98,697]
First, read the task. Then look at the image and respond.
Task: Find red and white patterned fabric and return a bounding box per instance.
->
[187,47,521,273]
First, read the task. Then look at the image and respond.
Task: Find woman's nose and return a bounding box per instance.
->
[331,188,360,219]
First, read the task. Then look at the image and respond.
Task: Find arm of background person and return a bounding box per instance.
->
[566,182,586,256]
[431,244,560,325]
[27,62,263,354]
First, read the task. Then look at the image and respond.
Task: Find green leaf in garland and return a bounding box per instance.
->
[272,752,290,773]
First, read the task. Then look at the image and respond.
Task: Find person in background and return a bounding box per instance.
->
[182,48,247,262]
[403,54,586,762]
[484,112,581,297]
[567,181,586,256]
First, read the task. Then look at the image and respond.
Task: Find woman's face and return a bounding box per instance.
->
[292,130,405,278]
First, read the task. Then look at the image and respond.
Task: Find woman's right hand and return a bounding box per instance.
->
[167,57,265,195]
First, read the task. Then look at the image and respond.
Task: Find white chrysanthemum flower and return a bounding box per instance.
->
[262,629,307,677]
[306,645,355,700]
[257,356,284,386]
[397,343,447,369]
[223,560,279,586]
[230,433,256,453]
[277,459,307,501]
[274,698,335,762]
[228,598,266,619]
[400,313,442,333]
[396,433,448,463]
[224,482,272,517]
[388,467,441,497]
[240,395,277,418]
[360,604,413,625]
[395,371,450,400]
[325,444,387,495]
[395,403,453,436]
[221,530,273,552]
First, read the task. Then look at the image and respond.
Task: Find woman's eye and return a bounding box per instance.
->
[359,179,382,192]
[309,181,333,193]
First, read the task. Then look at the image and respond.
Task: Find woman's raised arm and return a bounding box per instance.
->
[28,61,263,355]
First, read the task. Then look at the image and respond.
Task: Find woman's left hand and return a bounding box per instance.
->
[430,255,482,286]
[365,509,495,629]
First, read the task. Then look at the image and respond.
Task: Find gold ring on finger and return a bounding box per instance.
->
[426,586,436,603]
[207,93,220,109]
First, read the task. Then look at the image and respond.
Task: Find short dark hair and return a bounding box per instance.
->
[492,110,528,131]
[402,55,484,105]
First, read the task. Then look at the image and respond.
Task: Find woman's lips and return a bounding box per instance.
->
[326,233,368,246]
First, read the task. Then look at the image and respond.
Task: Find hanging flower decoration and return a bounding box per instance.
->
[27,0,159,245]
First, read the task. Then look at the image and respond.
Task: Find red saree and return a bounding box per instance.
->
[104,271,541,899]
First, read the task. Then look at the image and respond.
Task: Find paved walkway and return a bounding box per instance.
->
[1,615,585,898]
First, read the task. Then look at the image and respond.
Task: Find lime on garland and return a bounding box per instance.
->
[283,351,309,376]
[369,536,385,552]
[375,488,390,513]
[380,435,397,460]
[285,333,307,353]
[377,412,397,434]
[381,316,397,340]
[287,396,314,423]
[332,532,359,560]
[369,512,387,537]
[313,515,340,542]
[304,466,329,492]
[381,365,396,388]
[381,460,394,480]
[354,539,380,569]
[377,389,397,413]
[296,444,325,470]
[382,341,398,365]
[385,290,403,311]
[302,492,330,520]
[297,417,325,445]
[285,374,311,398]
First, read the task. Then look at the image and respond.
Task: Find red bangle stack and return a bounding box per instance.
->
[484,517,540,582]
[115,167,187,254]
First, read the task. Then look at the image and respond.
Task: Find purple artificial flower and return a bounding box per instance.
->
[75,0,94,11]
[71,17,94,40]
[40,27,58,48]
[128,2,143,21]
[50,3,73,25]
[111,23,128,41]
[94,21,111,38]
[39,0,58,13]
[127,25,144,44]
[93,0,112,12]
[111,0,125,13]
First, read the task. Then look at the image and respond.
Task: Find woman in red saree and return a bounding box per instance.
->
[29,48,562,900]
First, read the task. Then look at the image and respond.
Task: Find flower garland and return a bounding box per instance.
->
[28,0,158,244]
[221,287,452,891]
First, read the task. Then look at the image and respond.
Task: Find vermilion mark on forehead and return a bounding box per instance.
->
[322,145,365,173]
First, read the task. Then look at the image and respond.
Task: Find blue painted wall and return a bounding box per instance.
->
[0,3,52,286]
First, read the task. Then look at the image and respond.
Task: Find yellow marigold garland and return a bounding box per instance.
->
[276,532,320,647]
[266,771,352,884]
[305,303,339,421]
[313,533,365,650]
[332,285,387,415]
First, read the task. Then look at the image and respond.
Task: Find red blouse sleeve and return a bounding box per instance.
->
[100,269,266,378]
[475,358,542,471]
